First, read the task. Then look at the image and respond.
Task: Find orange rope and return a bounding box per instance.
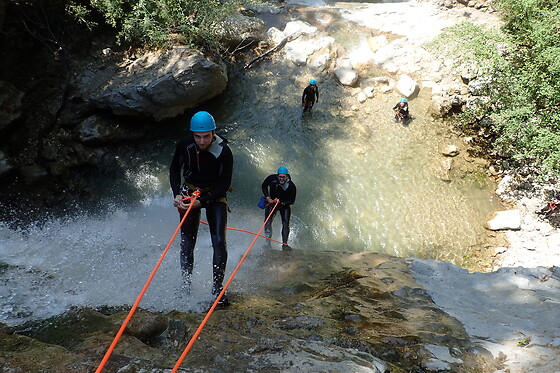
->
[170,200,280,372]
[95,191,200,373]
[200,221,283,245]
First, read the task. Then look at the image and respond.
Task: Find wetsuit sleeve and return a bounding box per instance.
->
[261,175,275,197]
[262,178,269,197]
[316,87,319,102]
[198,144,233,208]
[302,88,306,104]
[169,141,183,197]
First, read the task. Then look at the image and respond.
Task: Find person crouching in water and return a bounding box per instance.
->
[393,98,410,122]
[261,166,297,251]
[169,111,233,304]
[302,79,319,116]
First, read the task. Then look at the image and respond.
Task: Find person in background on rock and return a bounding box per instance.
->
[169,111,233,305]
[393,98,410,122]
[261,166,297,251]
[302,79,319,116]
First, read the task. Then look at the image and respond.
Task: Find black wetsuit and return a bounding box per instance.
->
[261,174,297,245]
[393,102,409,120]
[169,134,233,294]
[302,85,319,113]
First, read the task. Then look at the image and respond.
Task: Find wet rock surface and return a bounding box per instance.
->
[1,251,503,372]
[411,259,560,373]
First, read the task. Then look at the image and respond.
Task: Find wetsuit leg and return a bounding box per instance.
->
[279,206,291,244]
[264,205,277,238]
[206,202,228,294]
[179,208,201,278]
[303,101,314,114]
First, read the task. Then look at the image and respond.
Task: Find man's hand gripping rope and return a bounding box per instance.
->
[174,190,202,211]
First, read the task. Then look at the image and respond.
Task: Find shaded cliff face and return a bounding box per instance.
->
[0,2,109,215]
[0,251,503,372]
[0,5,230,220]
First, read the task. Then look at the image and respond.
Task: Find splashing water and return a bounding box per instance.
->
[0,2,503,325]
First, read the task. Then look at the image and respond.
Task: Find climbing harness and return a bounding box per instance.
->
[95,196,280,372]
[181,182,229,208]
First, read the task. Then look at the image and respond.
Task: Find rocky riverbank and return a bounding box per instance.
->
[1,1,560,372]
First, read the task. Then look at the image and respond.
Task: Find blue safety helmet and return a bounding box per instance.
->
[277,166,289,174]
[400,98,407,103]
[190,111,216,132]
[310,79,316,85]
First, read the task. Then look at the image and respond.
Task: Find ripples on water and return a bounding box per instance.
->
[216,60,500,261]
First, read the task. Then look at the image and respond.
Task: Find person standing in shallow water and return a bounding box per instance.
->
[169,111,233,304]
[302,79,319,116]
[393,97,410,122]
[261,166,297,251]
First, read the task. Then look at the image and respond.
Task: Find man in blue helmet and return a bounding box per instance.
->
[302,79,319,116]
[169,111,233,304]
[393,98,410,122]
[261,166,297,251]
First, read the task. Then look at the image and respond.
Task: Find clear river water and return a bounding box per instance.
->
[0,0,502,325]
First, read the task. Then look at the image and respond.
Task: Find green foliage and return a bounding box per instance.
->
[426,21,508,74]
[491,0,560,172]
[66,1,97,30]
[90,0,244,50]
[428,2,560,174]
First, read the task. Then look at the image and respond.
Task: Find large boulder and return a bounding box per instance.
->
[334,68,359,87]
[267,27,286,45]
[91,47,227,121]
[367,35,389,53]
[283,20,317,37]
[75,115,150,145]
[218,13,266,51]
[395,74,418,98]
[285,36,335,67]
[429,95,453,118]
[485,209,522,231]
